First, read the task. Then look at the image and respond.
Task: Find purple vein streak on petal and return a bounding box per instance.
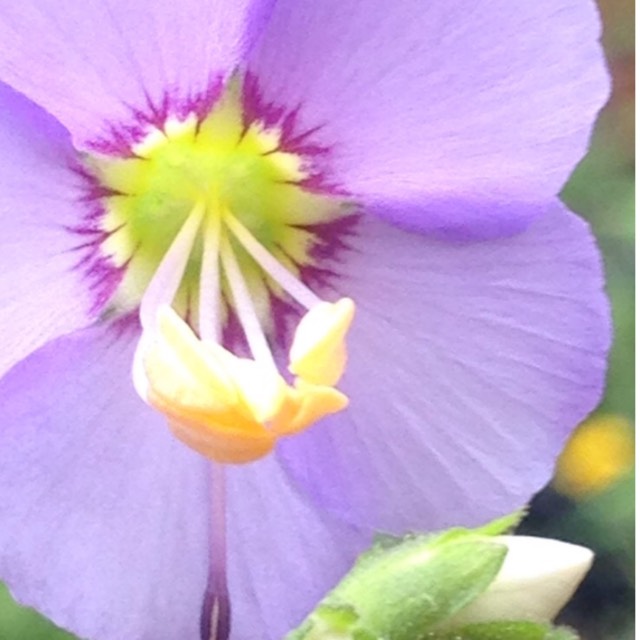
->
[242,72,348,197]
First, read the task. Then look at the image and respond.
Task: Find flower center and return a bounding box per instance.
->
[86,79,348,325]
[81,77,356,464]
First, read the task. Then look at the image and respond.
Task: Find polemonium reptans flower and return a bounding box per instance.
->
[0,2,609,640]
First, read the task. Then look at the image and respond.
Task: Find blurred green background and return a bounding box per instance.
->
[0,0,634,638]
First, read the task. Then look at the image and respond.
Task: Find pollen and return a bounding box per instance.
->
[289,298,355,386]
[139,307,350,464]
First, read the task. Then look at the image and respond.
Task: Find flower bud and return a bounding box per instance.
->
[287,514,593,640]
[446,535,593,627]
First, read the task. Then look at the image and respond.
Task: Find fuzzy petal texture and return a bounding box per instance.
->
[278,202,610,532]
[0,0,274,148]
[226,454,368,639]
[0,323,210,640]
[0,83,95,379]
[249,0,609,237]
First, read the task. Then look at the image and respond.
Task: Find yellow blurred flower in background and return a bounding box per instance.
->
[554,414,635,499]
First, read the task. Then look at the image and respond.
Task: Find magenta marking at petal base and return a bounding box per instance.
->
[86,77,225,156]
[69,72,363,348]
[62,161,128,316]
[242,72,348,197]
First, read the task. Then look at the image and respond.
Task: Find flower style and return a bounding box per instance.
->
[0,1,609,639]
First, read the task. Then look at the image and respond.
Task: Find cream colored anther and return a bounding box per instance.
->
[288,298,355,386]
[138,306,351,464]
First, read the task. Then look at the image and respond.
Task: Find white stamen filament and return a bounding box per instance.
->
[137,201,331,385]
[131,332,152,400]
[199,213,222,343]
[224,211,321,310]
[219,233,278,371]
[139,201,205,330]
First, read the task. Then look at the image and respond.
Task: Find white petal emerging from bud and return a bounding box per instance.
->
[448,535,594,626]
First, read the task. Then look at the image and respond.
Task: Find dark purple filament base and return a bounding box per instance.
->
[201,463,231,640]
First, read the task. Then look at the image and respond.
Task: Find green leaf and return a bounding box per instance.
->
[543,627,580,640]
[0,584,78,640]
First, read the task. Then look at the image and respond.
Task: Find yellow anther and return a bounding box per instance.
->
[144,307,239,414]
[272,379,349,436]
[288,298,356,386]
[140,306,350,464]
[142,307,279,463]
[167,418,276,465]
[222,355,289,424]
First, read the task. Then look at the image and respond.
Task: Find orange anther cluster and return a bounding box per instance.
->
[139,302,354,464]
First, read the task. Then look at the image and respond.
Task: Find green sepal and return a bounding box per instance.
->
[426,621,579,640]
[286,513,530,640]
[474,510,527,537]
[351,510,524,578]
[287,538,507,640]
[285,604,378,640]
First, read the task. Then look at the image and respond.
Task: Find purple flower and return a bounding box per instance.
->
[0,2,609,640]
